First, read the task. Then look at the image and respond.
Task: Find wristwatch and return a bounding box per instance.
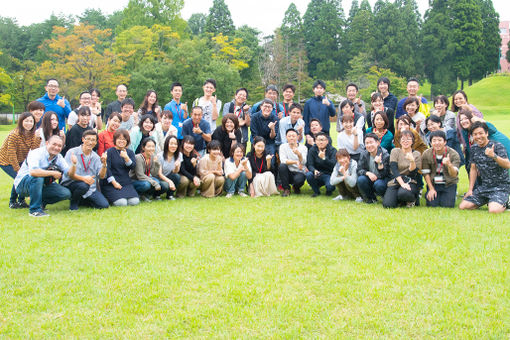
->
[493,155,498,161]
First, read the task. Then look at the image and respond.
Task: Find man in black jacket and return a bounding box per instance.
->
[356,133,391,203]
[305,132,337,197]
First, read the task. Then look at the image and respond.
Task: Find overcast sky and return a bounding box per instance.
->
[3,0,510,36]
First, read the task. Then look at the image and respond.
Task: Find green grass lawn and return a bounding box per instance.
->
[1,77,510,337]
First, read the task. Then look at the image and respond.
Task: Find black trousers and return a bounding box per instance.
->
[278,163,305,190]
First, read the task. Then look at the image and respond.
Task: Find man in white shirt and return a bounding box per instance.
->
[193,79,222,132]
[278,129,308,196]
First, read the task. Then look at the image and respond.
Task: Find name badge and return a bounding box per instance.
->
[434,175,445,184]
[178,122,183,128]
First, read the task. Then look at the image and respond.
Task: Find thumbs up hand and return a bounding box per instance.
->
[485,144,496,158]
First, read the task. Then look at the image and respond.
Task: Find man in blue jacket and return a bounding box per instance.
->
[251,85,284,119]
[37,79,72,132]
[303,80,336,136]
[250,99,278,155]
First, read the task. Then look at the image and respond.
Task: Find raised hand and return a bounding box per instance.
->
[374,154,382,164]
[71,152,78,165]
[101,152,107,166]
[485,144,496,158]
[57,96,66,108]
[405,152,415,162]
[120,149,129,161]
[322,95,330,106]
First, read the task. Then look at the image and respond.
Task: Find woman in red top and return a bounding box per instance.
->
[97,112,121,156]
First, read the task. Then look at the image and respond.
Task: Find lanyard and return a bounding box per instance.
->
[81,154,91,173]
[433,147,447,174]
[174,101,184,122]
[283,103,289,117]
[141,154,151,176]
[255,156,264,173]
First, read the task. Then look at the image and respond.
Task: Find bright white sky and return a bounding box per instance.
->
[3,0,510,36]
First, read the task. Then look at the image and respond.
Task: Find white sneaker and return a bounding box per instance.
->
[225,193,234,198]
[238,192,248,197]
[332,194,344,201]
[355,197,364,203]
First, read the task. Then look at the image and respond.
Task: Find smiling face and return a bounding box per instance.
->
[310,121,322,134]
[289,108,302,123]
[209,148,221,159]
[115,135,127,149]
[116,85,127,101]
[31,109,44,123]
[233,147,244,161]
[191,108,203,124]
[431,136,446,152]
[400,134,413,149]
[286,130,298,145]
[472,127,489,147]
[108,115,121,132]
[22,116,35,131]
[283,88,294,101]
[261,103,272,117]
[161,114,171,128]
[78,112,91,127]
[434,99,446,115]
[234,90,247,105]
[365,137,379,154]
[372,97,384,112]
[142,118,154,133]
[46,136,64,156]
[343,119,354,131]
[427,119,441,132]
[315,135,329,149]
[203,83,216,97]
[82,134,97,151]
[407,81,419,96]
[453,93,467,107]
[346,86,357,101]
[337,155,350,169]
[143,140,156,157]
[459,114,471,130]
[147,92,157,105]
[378,81,388,94]
[225,118,235,132]
[121,104,134,121]
[254,141,265,155]
[405,101,418,115]
[45,80,59,99]
[91,90,100,104]
[266,90,278,102]
[398,119,410,131]
[171,86,182,101]
[183,141,194,154]
[79,93,91,107]
[168,138,178,154]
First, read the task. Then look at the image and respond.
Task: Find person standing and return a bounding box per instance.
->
[303,80,336,136]
[193,79,222,132]
[280,84,296,119]
[37,79,71,131]
[163,82,188,140]
[105,84,128,122]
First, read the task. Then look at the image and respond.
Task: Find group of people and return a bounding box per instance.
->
[1,76,509,217]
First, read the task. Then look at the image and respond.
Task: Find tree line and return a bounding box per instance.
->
[0,0,502,113]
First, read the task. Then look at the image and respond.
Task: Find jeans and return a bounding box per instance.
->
[357,175,388,201]
[133,178,169,196]
[426,183,457,208]
[64,181,109,209]
[305,171,334,194]
[224,171,247,194]
[0,164,24,203]
[16,176,71,213]
[164,172,181,196]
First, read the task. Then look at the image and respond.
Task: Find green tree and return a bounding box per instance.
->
[303,0,346,79]
[118,0,184,32]
[422,0,457,96]
[78,9,108,30]
[188,13,207,36]
[205,0,235,36]
[344,0,373,63]
[451,0,483,88]
[234,25,262,85]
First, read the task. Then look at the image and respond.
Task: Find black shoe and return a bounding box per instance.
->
[9,202,20,209]
[17,200,29,209]
[293,186,301,194]
[29,210,49,217]
[325,191,333,196]
[311,193,319,197]
[281,189,290,197]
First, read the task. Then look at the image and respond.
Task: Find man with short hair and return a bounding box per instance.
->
[280,83,296,119]
[356,133,391,203]
[118,98,137,131]
[278,103,305,145]
[303,80,336,136]
[459,122,510,214]
[377,77,398,112]
[62,130,109,210]
[251,85,284,118]
[344,83,366,115]
[396,78,429,119]
[279,128,307,196]
[37,78,71,131]
[250,99,279,155]
[193,79,222,132]
[422,130,460,208]
[14,135,72,217]
[105,84,128,121]
[182,106,212,156]
[305,132,337,197]
[63,107,93,155]
[68,91,103,130]
[164,82,188,139]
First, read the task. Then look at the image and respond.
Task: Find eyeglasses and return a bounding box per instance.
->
[83,137,97,142]
[47,85,59,89]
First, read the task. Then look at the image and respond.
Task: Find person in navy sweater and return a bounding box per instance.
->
[303,80,336,136]
[250,99,279,155]
[37,79,71,132]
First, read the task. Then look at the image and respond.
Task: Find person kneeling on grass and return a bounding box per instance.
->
[382,130,422,208]
[14,135,71,217]
[459,122,510,214]
[330,148,362,202]
[177,135,200,197]
[356,133,391,204]
[421,130,460,208]
[305,132,337,197]
[62,130,109,210]
[197,140,225,198]
[130,138,170,202]
[247,136,278,197]
[224,143,252,198]
[278,128,307,197]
